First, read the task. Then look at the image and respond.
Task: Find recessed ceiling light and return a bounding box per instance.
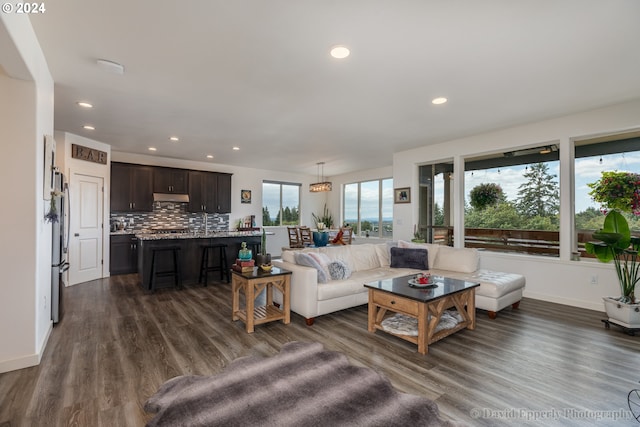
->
[206,155,214,159]
[432,97,448,105]
[148,147,157,151]
[330,45,350,59]
[232,147,240,151]
[83,125,95,130]
[77,101,93,108]
[169,136,179,142]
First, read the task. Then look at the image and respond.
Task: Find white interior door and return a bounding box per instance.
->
[69,173,104,285]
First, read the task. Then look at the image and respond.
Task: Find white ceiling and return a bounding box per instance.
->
[29,1,640,176]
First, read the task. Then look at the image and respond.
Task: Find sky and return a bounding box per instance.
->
[263,151,640,222]
[450,151,640,213]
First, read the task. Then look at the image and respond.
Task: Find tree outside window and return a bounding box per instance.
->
[262,181,300,226]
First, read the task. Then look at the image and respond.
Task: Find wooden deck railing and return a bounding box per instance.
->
[422,226,614,258]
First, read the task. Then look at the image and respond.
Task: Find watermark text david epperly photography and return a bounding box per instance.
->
[470,407,633,422]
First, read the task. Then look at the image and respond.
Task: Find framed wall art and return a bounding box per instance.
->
[241,189,252,204]
[394,187,411,204]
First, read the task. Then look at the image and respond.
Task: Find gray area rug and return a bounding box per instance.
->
[144,341,459,426]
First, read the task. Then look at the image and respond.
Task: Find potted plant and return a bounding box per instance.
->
[411,224,425,243]
[585,210,640,328]
[256,228,272,269]
[312,222,330,247]
[312,204,334,230]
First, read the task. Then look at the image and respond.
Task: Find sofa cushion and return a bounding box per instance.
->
[282,250,296,264]
[348,244,382,271]
[318,245,356,271]
[390,247,429,270]
[328,260,352,280]
[294,252,329,283]
[433,246,478,273]
[397,240,440,269]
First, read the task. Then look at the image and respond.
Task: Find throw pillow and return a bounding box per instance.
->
[390,247,429,270]
[294,252,329,283]
[328,260,352,280]
[307,252,331,278]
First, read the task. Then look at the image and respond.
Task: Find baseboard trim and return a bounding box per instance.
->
[0,322,52,374]
[524,291,605,313]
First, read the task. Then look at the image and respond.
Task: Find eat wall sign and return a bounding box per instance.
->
[71,144,107,164]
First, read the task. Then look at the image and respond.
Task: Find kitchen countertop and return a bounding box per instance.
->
[134,230,269,241]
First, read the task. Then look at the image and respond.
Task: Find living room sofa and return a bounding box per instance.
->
[273,241,525,325]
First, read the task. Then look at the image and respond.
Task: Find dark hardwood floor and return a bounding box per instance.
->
[1,274,638,426]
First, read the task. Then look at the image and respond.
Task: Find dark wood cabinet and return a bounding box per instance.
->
[216,173,232,213]
[153,167,188,193]
[111,162,153,212]
[188,171,232,213]
[110,234,138,275]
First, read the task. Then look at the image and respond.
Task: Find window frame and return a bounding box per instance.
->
[343,177,393,238]
[262,180,301,227]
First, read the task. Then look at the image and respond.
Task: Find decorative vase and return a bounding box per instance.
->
[238,242,252,261]
[313,231,329,247]
[603,296,640,328]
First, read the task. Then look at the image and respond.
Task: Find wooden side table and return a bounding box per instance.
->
[231,267,292,333]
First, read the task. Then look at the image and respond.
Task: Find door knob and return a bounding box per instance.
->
[74,233,80,237]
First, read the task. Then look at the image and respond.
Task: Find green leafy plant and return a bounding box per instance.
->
[469,183,504,210]
[585,210,640,303]
[312,204,334,229]
[588,171,640,215]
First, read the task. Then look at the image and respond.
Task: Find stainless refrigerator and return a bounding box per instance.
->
[51,171,70,324]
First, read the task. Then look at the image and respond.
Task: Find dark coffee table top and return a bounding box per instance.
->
[364,275,479,303]
[231,266,292,279]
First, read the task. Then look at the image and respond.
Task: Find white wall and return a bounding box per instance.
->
[0,14,54,373]
[393,99,640,311]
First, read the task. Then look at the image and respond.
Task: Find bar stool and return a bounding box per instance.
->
[148,246,182,291]
[248,242,261,260]
[199,244,229,286]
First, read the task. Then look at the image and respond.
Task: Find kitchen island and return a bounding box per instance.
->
[136,231,262,289]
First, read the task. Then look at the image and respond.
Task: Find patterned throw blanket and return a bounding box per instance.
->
[145,341,460,426]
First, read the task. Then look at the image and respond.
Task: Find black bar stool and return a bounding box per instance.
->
[148,246,182,291]
[248,242,261,260]
[199,244,229,286]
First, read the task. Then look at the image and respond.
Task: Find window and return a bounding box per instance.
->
[418,162,453,244]
[343,178,393,238]
[574,135,640,256]
[463,145,560,256]
[262,181,300,226]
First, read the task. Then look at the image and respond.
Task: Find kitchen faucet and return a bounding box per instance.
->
[203,212,208,234]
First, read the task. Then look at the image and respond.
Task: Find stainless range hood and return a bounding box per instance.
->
[153,193,190,203]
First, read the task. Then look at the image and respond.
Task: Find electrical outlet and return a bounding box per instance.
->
[590,275,598,285]
[189,218,194,223]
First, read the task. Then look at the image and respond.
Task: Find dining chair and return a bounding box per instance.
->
[287,226,303,248]
[298,226,313,246]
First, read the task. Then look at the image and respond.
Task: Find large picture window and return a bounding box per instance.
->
[464,145,560,256]
[574,135,640,256]
[262,181,300,226]
[343,178,393,238]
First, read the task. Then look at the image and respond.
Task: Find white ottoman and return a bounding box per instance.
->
[467,269,526,319]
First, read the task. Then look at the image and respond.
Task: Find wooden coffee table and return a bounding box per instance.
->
[231,266,291,333]
[365,275,479,354]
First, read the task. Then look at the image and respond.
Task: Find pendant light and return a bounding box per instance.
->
[309,162,332,192]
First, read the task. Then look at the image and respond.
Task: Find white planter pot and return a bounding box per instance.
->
[603,296,640,328]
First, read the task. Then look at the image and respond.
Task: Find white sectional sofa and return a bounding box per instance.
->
[273,242,525,325]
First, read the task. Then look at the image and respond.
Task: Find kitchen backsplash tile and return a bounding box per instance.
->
[111,202,229,232]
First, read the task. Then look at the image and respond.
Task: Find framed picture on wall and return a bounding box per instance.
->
[394,187,411,204]
[241,189,252,204]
